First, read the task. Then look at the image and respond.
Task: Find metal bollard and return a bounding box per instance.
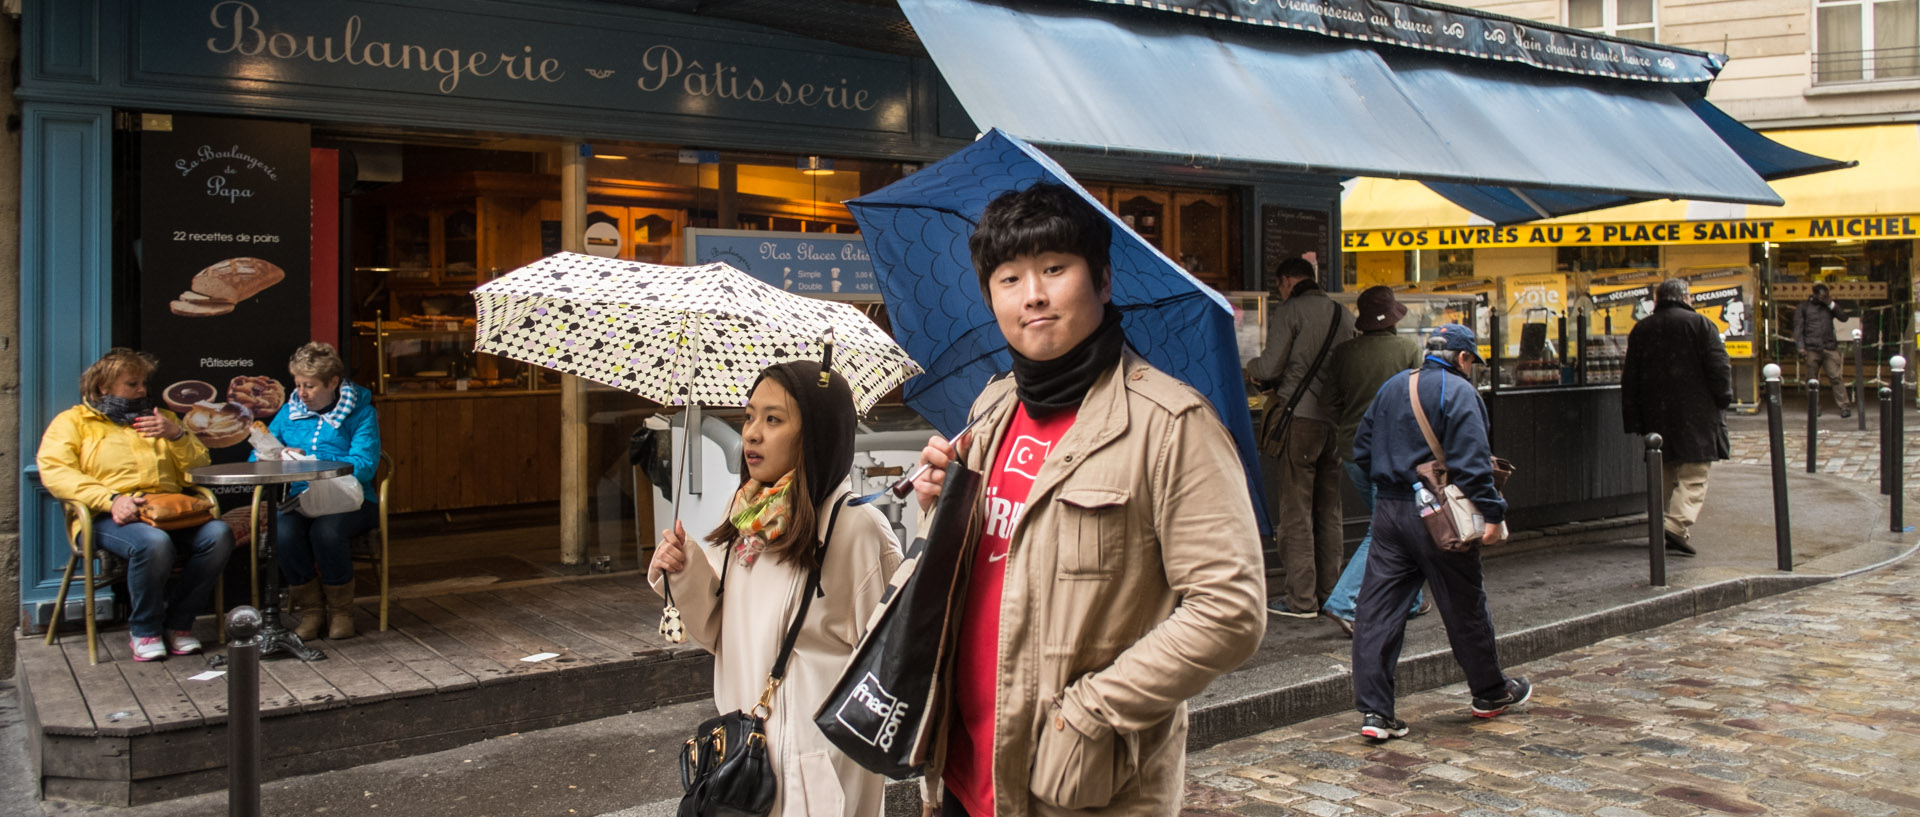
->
[1893,356,1906,533]
[1807,378,1820,473]
[226,607,263,817]
[1764,365,1793,571]
[1644,433,1666,588]
[1882,387,1894,496]
[1854,329,1867,431]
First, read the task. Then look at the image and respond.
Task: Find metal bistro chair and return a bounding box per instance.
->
[248,451,393,632]
[48,485,225,666]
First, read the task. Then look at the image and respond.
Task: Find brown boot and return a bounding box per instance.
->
[288,580,325,641]
[322,582,357,640]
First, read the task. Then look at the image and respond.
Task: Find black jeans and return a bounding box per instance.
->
[1351,497,1509,718]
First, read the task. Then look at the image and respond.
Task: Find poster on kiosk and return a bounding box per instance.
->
[139,114,312,490]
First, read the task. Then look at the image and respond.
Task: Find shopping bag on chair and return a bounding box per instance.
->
[814,461,982,778]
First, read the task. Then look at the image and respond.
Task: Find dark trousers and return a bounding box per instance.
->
[275,500,379,586]
[1351,497,1508,718]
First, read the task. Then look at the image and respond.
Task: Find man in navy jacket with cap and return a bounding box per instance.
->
[1348,323,1531,742]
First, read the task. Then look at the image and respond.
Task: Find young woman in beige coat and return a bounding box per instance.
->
[649,360,903,817]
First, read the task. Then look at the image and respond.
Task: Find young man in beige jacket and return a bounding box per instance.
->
[912,183,1267,816]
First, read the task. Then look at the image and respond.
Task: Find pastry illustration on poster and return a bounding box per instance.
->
[139,114,311,467]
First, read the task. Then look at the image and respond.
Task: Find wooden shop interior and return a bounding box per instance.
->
[327,131,1243,595]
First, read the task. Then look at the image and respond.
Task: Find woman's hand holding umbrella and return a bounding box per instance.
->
[649,519,689,585]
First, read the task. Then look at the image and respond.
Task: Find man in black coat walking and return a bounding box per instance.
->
[1622,278,1734,557]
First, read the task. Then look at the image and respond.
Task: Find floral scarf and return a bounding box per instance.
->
[725,471,795,567]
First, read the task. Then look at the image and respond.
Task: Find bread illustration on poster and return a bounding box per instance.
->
[168,257,285,317]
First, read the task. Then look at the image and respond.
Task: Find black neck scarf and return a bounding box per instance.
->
[92,395,154,426]
[1009,304,1127,416]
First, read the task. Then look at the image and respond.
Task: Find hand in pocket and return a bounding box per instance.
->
[1028,697,1138,810]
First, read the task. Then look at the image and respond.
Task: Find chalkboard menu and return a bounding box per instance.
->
[1261,205,1331,285]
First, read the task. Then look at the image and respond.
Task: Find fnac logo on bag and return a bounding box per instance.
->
[1002,434,1051,481]
[837,672,909,750]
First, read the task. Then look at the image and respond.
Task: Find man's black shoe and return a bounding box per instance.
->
[1841,406,1853,418]
[1664,531,1697,557]
[1471,678,1532,718]
[1360,712,1409,740]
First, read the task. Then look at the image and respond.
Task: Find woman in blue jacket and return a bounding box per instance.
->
[267,342,380,640]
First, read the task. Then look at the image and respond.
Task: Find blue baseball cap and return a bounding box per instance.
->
[1428,323,1485,363]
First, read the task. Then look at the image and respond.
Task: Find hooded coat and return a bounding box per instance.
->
[649,361,904,817]
[1622,301,1733,463]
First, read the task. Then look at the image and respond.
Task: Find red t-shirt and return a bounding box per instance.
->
[945,404,1078,817]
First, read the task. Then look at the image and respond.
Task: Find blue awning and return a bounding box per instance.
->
[899,0,1850,223]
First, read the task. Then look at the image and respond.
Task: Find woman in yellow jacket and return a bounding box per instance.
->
[36,349,234,662]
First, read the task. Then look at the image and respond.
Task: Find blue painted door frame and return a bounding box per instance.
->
[18,102,115,622]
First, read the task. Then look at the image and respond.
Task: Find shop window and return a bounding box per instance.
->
[1568,0,1658,42]
[1558,245,1659,273]
[1815,0,1920,83]
[1755,239,1913,364]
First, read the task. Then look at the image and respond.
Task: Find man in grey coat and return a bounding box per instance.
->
[1793,282,1852,418]
[1623,278,1734,556]
[1247,258,1355,619]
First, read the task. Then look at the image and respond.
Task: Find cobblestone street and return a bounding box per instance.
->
[1182,547,1920,816]
[1725,424,1920,486]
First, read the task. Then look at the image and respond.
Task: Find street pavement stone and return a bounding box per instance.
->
[1183,545,1920,816]
[1726,425,1920,486]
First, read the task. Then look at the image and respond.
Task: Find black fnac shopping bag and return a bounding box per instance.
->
[814,461,981,778]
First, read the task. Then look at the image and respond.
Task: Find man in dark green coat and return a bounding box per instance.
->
[1320,286,1424,636]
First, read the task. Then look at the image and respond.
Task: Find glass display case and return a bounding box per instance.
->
[354,313,560,395]
[1331,290,1487,387]
[1227,291,1268,368]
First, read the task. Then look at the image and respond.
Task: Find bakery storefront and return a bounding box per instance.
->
[16,0,1295,626]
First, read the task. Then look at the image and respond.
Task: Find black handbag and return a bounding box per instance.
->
[813,461,983,778]
[677,497,846,817]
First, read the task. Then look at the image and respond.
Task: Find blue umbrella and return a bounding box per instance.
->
[847,129,1269,531]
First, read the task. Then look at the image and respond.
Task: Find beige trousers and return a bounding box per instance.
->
[1662,461,1712,543]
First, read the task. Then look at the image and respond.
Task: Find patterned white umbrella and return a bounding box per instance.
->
[472,253,922,413]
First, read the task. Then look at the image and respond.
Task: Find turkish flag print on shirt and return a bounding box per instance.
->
[944,403,1078,817]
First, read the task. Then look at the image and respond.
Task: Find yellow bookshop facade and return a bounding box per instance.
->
[1340,124,1920,403]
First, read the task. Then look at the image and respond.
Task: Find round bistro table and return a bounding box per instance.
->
[191,460,352,662]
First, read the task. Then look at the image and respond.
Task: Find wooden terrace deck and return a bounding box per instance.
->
[16,571,710,805]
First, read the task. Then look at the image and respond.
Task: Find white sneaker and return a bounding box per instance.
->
[129,635,167,662]
[168,630,203,656]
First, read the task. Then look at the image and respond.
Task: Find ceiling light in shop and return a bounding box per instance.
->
[593,153,629,160]
[799,156,836,176]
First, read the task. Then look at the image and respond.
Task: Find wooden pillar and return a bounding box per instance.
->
[717,162,738,230]
[559,145,588,565]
